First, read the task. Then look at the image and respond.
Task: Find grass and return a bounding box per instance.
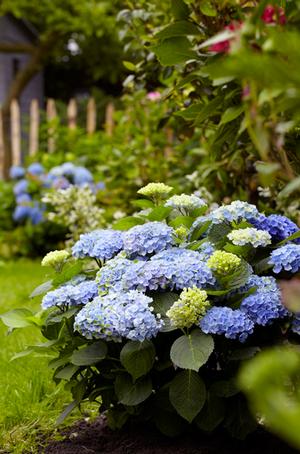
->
[0,259,80,453]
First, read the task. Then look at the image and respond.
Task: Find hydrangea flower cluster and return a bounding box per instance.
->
[123,222,174,257]
[42,279,98,309]
[251,214,300,243]
[72,229,124,261]
[207,251,241,276]
[10,162,104,225]
[74,290,163,341]
[227,227,271,248]
[41,250,69,269]
[165,194,206,213]
[209,201,260,224]
[200,307,254,342]
[137,182,173,199]
[167,287,210,328]
[269,244,300,273]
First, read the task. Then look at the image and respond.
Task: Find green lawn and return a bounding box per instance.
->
[0,260,76,453]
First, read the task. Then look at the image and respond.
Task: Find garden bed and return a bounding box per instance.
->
[43,417,297,454]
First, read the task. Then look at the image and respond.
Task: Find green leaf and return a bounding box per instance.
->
[47,307,79,324]
[53,262,83,287]
[30,280,53,298]
[155,411,186,437]
[152,293,179,332]
[120,340,155,380]
[151,37,197,66]
[170,329,214,371]
[210,379,239,397]
[190,219,211,241]
[56,400,79,425]
[224,396,257,439]
[171,0,190,20]
[175,103,205,121]
[147,206,172,221]
[278,230,300,246]
[131,199,154,209]
[169,370,206,422]
[169,215,194,228]
[208,222,232,246]
[123,60,136,71]
[55,364,79,380]
[195,393,225,431]
[115,374,152,406]
[278,176,300,199]
[200,0,217,16]
[220,105,244,125]
[194,97,223,125]
[156,21,201,40]
[0,308,36,328]
[71,341,107,366]
[10,348,34,361]
[112,216,145,230]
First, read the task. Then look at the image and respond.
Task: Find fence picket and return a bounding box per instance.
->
[105,102,114,137]
[86,97,96,134]
[0,110,4,178]
[29,99,39,156]
[10,99,21,166]
[46,98,57,153]
[67,98,77,130]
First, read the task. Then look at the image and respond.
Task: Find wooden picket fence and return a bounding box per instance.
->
[0,97,115,178]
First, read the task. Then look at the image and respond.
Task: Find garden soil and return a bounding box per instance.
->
[42,416,298,454]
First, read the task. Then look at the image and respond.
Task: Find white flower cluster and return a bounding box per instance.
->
[43,185,104,244]
[227,228,271,248]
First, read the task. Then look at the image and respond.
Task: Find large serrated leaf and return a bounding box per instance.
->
[156,21,201,40]
[71,341,107,366]
[151,37,197,66]
[170,329,214,371]
[115,374,152,406]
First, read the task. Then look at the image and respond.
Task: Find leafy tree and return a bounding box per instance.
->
[0,0,124,175]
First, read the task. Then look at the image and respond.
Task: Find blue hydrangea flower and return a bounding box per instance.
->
[251,214,300,243]
[209,201,260,224]
[74,290,163,341]
[73,166,93,185]
[200,306,254,342]
[240,291,288,326]
[151,247,200,263]
[72,229,124,260]
[269,244,300,273]
[49,166,64,178]
[123,222,174,257]
[52,177,71,190]
[13,179,28,196]
[42,279,98,309]
[16,193,32,204]
[171,256,216,290]
[96,256,132,291]
[61,162,76,176]
[13,205,31,222]
[27,162,44,175]
[10,165,25,179]
[28,204,44,225]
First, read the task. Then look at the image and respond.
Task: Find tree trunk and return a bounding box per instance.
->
[2,32,59,178]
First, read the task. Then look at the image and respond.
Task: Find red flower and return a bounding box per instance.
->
[261,4,286,25]
[209,22,242,54]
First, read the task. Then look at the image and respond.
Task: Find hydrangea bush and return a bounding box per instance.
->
[3,183,300,438]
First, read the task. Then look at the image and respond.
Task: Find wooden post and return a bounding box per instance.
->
[46,98,57,153]
[0,110,4,178]
[67,98,77,130]
[105,102,114,137]
[164,127,174,159]
[29,99,39,156]
[86,97,96,134]
[10,99,21,166]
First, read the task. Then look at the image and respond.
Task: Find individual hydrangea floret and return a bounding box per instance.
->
[174,226,189,240]
[165,194,206,213]
[269,244,300,273]
[74,290,163,341]
[41,250,70,268]
[137,182,173,198]
[72,229,124,261]
[209,201,260,224]
[167,287,210,329]
[200,306,254,342]
[42,279,98,309]
[10,165,25,179]
[207,250,241,276]
[227,227,271,248]
[123,222,174,257]
[251,214,300,243]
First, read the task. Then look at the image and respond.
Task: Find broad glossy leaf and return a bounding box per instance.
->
[115,374,152,406]
[71,341,107,366]
[170,329,214,371]
[120,340,155,380]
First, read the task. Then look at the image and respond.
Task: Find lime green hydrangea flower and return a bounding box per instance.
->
[174,225,189,240]
[166,287,210,329]
[227,227,271,248]
[137,182,173,199]
[207,250,241,276]
[41,250,69,269]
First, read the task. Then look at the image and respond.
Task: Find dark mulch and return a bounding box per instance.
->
[41,416,299,454]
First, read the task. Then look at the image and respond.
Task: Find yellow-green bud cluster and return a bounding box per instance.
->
[174,226,189,240]
[207,250,241,276]
[166,287,210,329]
[137,182,173,198]
[41,250,69,268]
